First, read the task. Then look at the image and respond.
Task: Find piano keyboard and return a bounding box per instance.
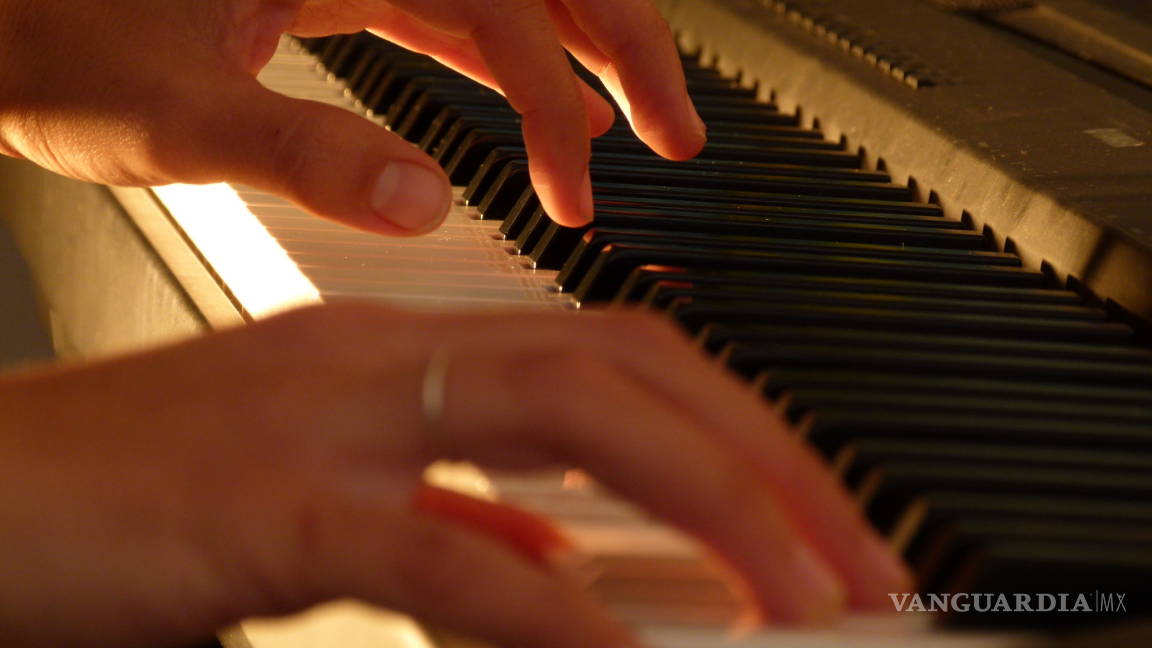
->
[142,28,1151,648]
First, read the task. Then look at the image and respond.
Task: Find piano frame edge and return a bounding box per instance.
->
[0,158,238,360]
[109,186,247,332]
[655,0,1152,322]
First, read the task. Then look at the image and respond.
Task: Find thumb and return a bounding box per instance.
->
[189,76,452,236]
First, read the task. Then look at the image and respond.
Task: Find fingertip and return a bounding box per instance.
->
[635,93,708,162]
[851,534,914,610]
[579,169,595,224]
[634,124,707,163]
[533,169,594,228]
[659,133,708,162]
[581,83,617,137]
[742,542,847,626]
[589,105,616,138]
[371,160,452,235]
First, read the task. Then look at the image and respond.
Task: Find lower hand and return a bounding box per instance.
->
[0,303,908,647]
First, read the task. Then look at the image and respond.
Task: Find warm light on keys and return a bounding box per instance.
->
[153,183,321,318]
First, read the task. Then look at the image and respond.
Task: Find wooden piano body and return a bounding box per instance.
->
[1,1,1151,646]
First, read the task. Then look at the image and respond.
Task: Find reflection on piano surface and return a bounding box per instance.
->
[2,0,1152,646]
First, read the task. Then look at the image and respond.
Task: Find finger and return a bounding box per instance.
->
[366,15,616,136]
[412,309,910,611]
[430,344,847,624]
[551,0,706,160]
[571,310,912,609]
[388,0,594,227]
[413,484,575,568]
[303,500,635,648]
[173,73,452,235]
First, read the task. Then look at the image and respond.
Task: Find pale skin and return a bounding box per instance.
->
[0,1,911,646]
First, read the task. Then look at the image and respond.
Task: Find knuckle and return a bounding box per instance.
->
[264,302,401,353]
[265,102,319,197]
[136,80,217,182]
[518,347,608,395]
[511,348,609,416]
[597,308,690,350]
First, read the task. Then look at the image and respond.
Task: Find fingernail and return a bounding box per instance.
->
[578,170,594,225]
[790,545,847,624]
[371,161,451,232]
[544,546,601,588]
[865,533,914,595]
[685,93,707,140]
[730,607,764,637]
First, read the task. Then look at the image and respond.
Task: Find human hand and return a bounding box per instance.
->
[0,303,908,647]
[0,0,705,234]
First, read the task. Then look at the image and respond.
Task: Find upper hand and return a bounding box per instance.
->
[0,0,706,232]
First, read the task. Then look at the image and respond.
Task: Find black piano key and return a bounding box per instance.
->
[720,329,1137,376]
[473,158,531,217]
[589,186,949,216]
[463,149,526,212]
[913,492,1152,526]
[426,106,520,156]
[513,198,972,264]
[384,78,486,129]
[498,189,541,239]
[560,229,1021,295]
[312,35,345,66]
[344,54,389,99]
[702,323,1150,364]
[807,413,1152,459]
[298,35,334,54]
[527,221,583,267]
[560,228,1023,298]
[393,87,506,142]
[692,105,799,127]
[444,131,524,184]
[758,370,1152,408]
[686,79,759,99]
[361,60,461,115]
[618,267,1078,306]
[343,57,393,103]
[513,209,551,255]
[839,441,1152,484]
[468,157,924,219]
[937,542,1151,625]
[584,183,944,216]
[568,241,1046,303]
[320,34,374,79]
[903,494,1152,600]
[587,165,914,200]
[433,108,522,165]
[624,208,993,248]
[648,282,1100,320]
[533,214,992,273]
[865,461,1152,529]
[589,152,891,182]
[704,123,829,141]
[795,389,1152,425]
[445,116,755,170]
[450,126,866,175]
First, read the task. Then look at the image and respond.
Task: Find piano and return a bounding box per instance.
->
[1,0,1151,646]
